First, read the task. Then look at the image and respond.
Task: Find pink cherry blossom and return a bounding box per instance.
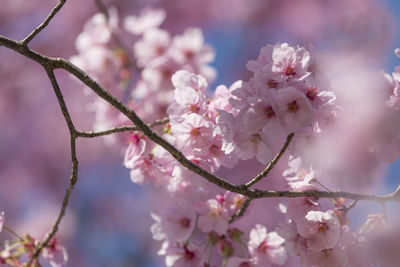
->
[167,71,208,119]
[271,43,310,81]
[274,87,314,132]
[215,110,237,154]
[276,221,308,257]
[150,212,166,241]
[297,210,340,252]
[41,238,68,267]
[248,224,287,266]
[195,198,229,235]
[162,199,196,242]
[164,243,204,267]
[300,247,348,267]
[286,197,320,222]
[124,134,149,168]
[283,156,317,191]
[207,80,241,122]
[170,28,215,66]
[171,70,208,92]
[222,191,246,217]
[226,256,255,267]
[124,7,166,35]
[133,28,170,67]
[74,7,118,52]
[170,113,214,152]
[234,130,274,164]
[240,98,284,142]
[246,44,274,73]
[142,56,181,90]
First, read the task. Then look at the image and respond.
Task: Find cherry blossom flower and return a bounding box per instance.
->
[124,7,166,35]
[41,238,68,267]
[167,71,208,119]
[222,191,246,217]
[150,212,166,241]
[170,113,214,152]
[286,196,320,223]
[195,198,229,235]
[248,224,287,266]
[124,134,149,168]
[226,257,256,267]
[300,247,348,267]
[164,243,204,267]
[234,130,274,164]
[162,199,196,242]
[215,110,237,154]
[171,70,208,92]
[297,210,340,252]
[133,28,170,67]
[275,87,314,132]
[240,98,284,142]
[74,7,119,52]
[283,156,317,191]
[276,221,308,257]
[170,28,215,67]
[271,43,310,81]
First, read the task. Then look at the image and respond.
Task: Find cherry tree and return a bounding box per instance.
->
[1,0,400,266]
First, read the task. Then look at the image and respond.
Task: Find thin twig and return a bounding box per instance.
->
[229,198,252,223]
[342,200,358,215]
[244,133,294,188]
[27,70,79,266]
[20,0,67,45]
[312,179,332,192]
[76,117,169,138]
[2,225,24,241]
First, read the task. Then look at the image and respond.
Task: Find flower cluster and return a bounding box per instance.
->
[0,213,67,267]
[218,43,336,164]
[70,7,216,135]
[67,5,400,267]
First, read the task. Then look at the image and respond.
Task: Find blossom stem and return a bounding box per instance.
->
[2,225,24,241]
[244,133,294,188]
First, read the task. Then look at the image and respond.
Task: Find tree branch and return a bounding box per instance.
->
[27,69,79,266]
[76,117,169,138]
[229,198,252,223]
[20,0,67,45]
[244,133,294,188]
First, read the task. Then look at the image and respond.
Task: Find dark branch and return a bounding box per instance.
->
[244,133,294,188]
[20,0,67,45]
[76,117,169,138]
[229,198,252,223]
[28,69,79,265]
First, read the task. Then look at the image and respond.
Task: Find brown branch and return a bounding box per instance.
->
[94,0,109,16]
[76,117,169,138]
[27,69,79,266]
[244,133,294,188]
[342,200,358,215]
[229,198,252,223]
[20,0,67,45]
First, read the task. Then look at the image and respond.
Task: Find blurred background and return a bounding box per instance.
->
[1,0,400,266]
